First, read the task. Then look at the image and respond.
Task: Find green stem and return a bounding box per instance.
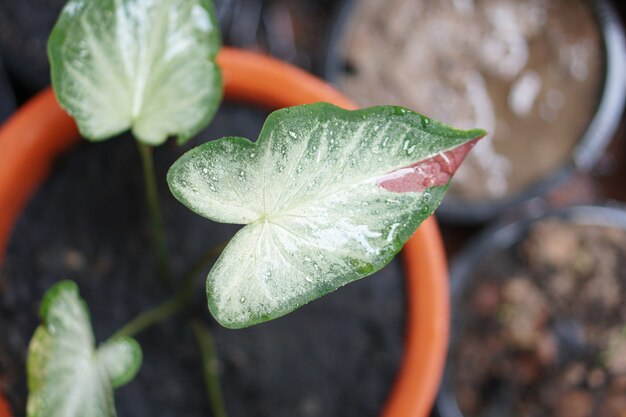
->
[110,240,229,339]
[137,141,172,286]
[111,286,191,339]
[191,319,229,417]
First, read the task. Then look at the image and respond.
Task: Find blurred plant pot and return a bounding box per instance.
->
[326,0,626,224]
[0,396,9,417]
[0,47,449,417]
[438,204,626,417]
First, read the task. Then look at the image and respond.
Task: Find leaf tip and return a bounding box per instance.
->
[377,135,482,193]
[39,280,79,320]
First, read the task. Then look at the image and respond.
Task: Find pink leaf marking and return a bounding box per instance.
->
[377,138,481,193]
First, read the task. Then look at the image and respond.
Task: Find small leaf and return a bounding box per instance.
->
[168,103,484,328]
[27,281,142,417]
[97,338,143,389]
[48,0,222,145]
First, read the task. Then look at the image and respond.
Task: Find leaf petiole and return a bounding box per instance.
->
[110,240,229,339]
[110,289,188,340]
[192,318,229,417]
[137,142,173,287]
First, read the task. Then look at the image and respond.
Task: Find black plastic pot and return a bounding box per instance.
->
[326,0,626,224]
[436,203,626,417]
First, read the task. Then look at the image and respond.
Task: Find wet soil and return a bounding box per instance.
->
[338,0,604,201]
[453,218,626,417]
[0,104,405,417]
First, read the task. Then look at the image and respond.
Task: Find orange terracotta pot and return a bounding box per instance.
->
[0,47,449,417]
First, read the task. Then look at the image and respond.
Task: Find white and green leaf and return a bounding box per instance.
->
[27,281,142,417]
[168,103,484,328]
[48,0,222,145]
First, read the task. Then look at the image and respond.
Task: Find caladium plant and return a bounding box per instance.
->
[22,0,485,415]
[27,281,141,417]
[168,103,483,328]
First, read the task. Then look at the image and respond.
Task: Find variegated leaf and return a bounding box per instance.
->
[168,103,484,328]
[27,281,142,417]
[48,0,222,145]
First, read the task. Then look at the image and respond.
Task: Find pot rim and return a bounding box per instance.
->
[325,0,626,224]
[0,47,449,417]
[437,202,626,417]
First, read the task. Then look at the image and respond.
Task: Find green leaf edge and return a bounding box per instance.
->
[47,0,224,145]
[167,103,485,328]
[26,326,50,396]
[175,0,223,145]
[167,135,256,223]
[38,280,86,321]
[103,337,143,389]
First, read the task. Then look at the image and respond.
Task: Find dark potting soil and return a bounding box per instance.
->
[453,219,626,417]
[0,104,406,417]
[0,0,67,94]
[0,60,15,123]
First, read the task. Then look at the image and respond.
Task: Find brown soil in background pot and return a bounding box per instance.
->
[340,0,604,201]
[453,219,626,417]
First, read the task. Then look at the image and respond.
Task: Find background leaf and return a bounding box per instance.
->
[168,104,484,328]
[97,338,143,389]
[27,281,142,417]
[48,0,222,145]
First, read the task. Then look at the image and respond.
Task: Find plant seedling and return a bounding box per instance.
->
[27,281,141,417]
[21,0,485,416]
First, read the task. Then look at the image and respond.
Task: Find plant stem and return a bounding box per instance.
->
[192,318,229,417]
[111,286,191,339]
[137,141,172,287]
[110,240,229,339]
